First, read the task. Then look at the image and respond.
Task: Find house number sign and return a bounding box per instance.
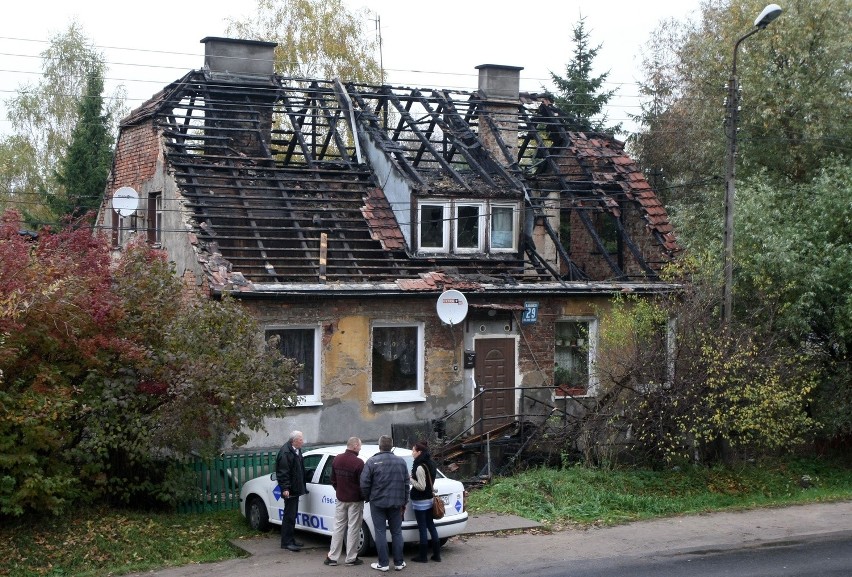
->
[522,301,539,324]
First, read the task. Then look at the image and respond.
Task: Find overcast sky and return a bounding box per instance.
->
[0,0,704,137]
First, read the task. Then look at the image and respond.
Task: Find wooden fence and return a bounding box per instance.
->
[179,450,277,513]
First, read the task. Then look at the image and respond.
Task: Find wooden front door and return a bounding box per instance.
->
[473,338,516,434]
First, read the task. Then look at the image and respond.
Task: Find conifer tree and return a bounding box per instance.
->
[53,70,114,224]
[549,17,622,134]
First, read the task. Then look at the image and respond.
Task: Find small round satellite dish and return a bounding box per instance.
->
[436,289,468,325]
[112,187,139,217]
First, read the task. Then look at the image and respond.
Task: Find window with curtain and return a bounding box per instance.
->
[416,199,518,255]
[491,205,515,250]
[266,327,320,403]
[371,323,423,402]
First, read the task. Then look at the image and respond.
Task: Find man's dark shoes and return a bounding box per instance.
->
[284,544,302,552]
[324,557,338,566]
[430,555,442,562]
[345,558,364,566]
[293,540,305,547]
[410,556,427,563]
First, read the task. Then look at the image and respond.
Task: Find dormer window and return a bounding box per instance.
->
[417,200,518,255]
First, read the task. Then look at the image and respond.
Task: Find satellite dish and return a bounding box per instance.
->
[436,290,468,326]
[112,187,139,217]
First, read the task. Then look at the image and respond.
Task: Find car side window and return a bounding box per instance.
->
[303,454,323,483]
[319,457,336,485]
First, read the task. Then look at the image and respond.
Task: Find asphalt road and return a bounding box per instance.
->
[462,532,852,577]
[124,501,852,577]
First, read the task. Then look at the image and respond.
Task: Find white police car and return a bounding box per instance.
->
[239,444,468,555]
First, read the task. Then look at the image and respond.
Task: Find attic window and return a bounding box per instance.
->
[417,200,518,255]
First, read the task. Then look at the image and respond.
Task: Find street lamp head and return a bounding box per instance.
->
[755,4,783,29]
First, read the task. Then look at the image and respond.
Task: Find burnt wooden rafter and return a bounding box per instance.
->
[138,71,674,285]
[347,88,426,186]
[416,90,500,188]
[382,89,472,191]
[519,106,626,280]
[277,90,318,167]
[537,105,659,280]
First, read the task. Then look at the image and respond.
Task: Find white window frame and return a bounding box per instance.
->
[417,202,450,253]
[454,202,485,254]
[266,324,322,406]
[416,199,520,255]
[370,320,425,404]
[489,203,519,252]
[554,317,599,398]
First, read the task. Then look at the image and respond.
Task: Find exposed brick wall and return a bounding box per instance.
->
[108,123,161,193]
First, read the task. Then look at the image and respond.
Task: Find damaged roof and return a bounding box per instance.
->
[119,59,679,293]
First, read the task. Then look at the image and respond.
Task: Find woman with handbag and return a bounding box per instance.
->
[409,441,442,563]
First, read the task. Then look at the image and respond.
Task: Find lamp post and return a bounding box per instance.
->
[722,3,782,326]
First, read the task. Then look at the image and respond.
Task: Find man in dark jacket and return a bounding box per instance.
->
[360,435,409,572]
[276,430,307,551]
[324,437,365,567]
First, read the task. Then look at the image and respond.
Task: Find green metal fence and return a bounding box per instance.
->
[179,450,277,513]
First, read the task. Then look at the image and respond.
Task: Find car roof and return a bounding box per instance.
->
[304,444,412,460]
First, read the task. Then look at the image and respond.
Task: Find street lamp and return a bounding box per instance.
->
[722,3,782,325]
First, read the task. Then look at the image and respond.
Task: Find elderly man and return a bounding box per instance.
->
[324,436,365,567]
[360,435,409,572]
[276,430,307,552]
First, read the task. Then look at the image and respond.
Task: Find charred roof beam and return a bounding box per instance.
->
[382,89,472,191]
[277,90,318,168]
[538,105,659,280]
[347,88,426,186]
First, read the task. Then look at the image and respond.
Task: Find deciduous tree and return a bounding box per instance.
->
[0,210,299,516]
[226,0,381,83]
[0,22,126,227]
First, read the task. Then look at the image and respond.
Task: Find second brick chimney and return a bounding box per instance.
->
[476,64,523,164]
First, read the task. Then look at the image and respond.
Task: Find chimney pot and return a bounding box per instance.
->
[476,64,523,101]
[201,37,278,77]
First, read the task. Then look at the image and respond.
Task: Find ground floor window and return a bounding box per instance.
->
[266,326,321,404]
[371,322,424,403]
[554,318,597,396]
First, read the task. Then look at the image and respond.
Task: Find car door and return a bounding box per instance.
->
[296,453,336,535]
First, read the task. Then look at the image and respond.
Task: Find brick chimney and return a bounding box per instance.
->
[476,64,523,164]
[200,37,278,157]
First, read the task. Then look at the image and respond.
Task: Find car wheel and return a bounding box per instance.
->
[356,520,374,557]
[439,537,448,547]
[247,496,270,532]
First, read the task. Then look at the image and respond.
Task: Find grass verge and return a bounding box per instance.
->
[466,455,852,528]
[1,455,850,576]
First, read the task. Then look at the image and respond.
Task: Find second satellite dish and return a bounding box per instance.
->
[436,290,468,325]
[112,187,139,217]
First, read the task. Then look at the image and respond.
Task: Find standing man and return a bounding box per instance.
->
[324,437,365,567]
[276,430,307,552]
[360,435,409,572]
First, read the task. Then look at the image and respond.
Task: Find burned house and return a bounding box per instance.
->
[97,37,680,450]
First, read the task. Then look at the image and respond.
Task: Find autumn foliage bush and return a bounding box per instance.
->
[0,210,299,517]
